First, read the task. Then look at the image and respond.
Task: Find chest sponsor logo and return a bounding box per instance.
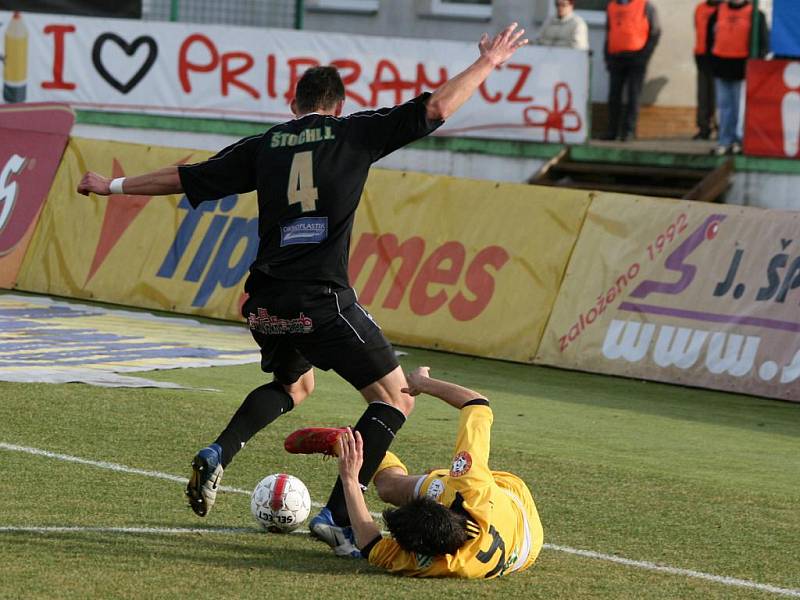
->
[280,216,328,246]
[450,451,472,478]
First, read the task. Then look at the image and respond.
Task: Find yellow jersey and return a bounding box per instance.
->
[367,402,544,578]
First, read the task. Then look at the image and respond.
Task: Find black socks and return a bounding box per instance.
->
[326,401,407,525]
[214,381,294,468]
[211,385,407,528]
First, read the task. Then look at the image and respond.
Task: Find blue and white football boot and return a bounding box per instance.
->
[309,507,362,558]
[185,443,224,517]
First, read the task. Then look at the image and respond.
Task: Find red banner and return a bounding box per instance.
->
[0,11,589,143]
[744,59,800,158]
[0,102,73,288]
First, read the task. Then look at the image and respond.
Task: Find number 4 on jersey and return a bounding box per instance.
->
[287,151,318,212]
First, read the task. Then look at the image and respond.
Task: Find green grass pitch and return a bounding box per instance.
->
[1,347,798,599]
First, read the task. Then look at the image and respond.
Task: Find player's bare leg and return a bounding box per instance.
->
[283,369,315,406]
[358,366,414,415]
[374,467,419,506]
[371,448,419,506]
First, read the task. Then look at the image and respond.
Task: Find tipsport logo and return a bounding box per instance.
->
[156,195,258,307]
[86,175,258,309]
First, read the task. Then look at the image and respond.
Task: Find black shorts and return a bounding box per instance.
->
[241,272,399,390]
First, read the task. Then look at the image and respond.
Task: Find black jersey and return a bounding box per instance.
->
[178,93,443,288]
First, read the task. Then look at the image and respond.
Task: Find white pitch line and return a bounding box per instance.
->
[0,442,380,516]
[2,442,799,597]
[0,526,261,535]
[0,441,252,494]
[2,526,800,597]
[543,544,800,598]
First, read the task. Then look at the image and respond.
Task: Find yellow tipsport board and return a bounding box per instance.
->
[18,137,590,364]
[353,172,590,362]
[16,137,257,322]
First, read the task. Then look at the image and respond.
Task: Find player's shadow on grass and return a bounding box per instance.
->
[0,530,390,576]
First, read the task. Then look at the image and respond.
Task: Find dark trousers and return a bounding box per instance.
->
[695,54,716,136]
[606,59,647,139]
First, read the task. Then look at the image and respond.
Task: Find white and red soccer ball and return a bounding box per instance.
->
[251,473,311,533]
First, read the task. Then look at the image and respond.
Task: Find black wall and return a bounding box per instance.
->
[0,1,142,18]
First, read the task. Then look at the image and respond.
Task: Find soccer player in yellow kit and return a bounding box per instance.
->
[335,366,544,578]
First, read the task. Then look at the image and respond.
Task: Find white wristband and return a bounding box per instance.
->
[109,177,126,195]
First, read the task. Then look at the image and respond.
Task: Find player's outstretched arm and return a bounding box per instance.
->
[337,429,382,548]
[77,166,183,197]
[425,22,528,121]
[401,367,483,409]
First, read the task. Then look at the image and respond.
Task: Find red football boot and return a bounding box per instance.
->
[284,427,348,457]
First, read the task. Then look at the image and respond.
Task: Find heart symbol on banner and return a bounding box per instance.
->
[91,33,158,94]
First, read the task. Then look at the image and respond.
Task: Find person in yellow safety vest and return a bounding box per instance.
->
[709,0,768,155]
[694,0,722,140]
[601,0,661,142]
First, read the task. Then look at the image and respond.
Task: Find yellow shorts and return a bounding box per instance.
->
[375,451,408,476]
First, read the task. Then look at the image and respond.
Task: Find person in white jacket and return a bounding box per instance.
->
[535,0,589,50]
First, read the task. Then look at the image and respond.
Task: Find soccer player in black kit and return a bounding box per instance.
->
[77,23,528,558]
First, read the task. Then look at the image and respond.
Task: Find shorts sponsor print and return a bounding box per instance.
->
[243,277,398,389]
[247,308,313,335]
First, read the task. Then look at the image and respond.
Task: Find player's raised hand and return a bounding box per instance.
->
[401,366,431,396]
[479,22,528,67]
[77,171,112,196]
[337,428,363,482]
